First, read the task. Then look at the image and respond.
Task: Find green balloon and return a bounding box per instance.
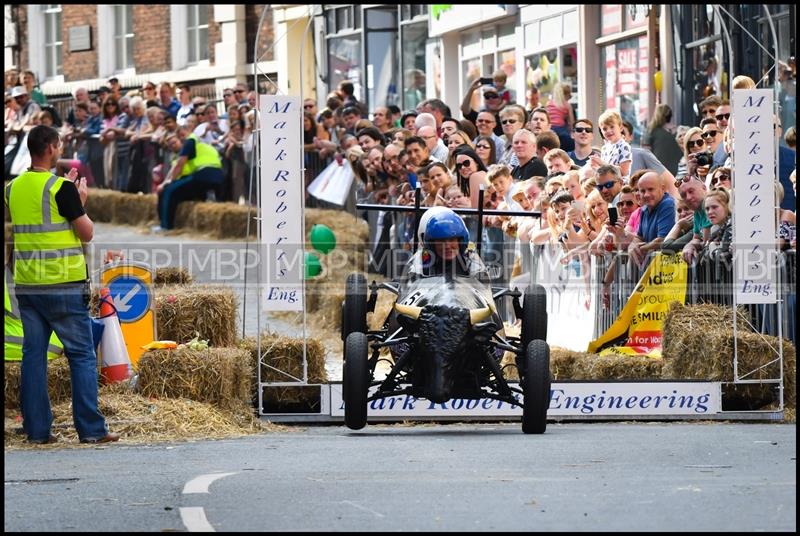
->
[310,224,336,254]
[305,251,322,279]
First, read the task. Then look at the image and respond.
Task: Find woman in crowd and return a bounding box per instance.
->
[125,97,151,193]
[707,166,732,190]
[642,104,683,175]
[677,126,707,179]
[546,82,575,152]
[446,131,474,169]
[417,162,447,207]
[452,145,489,210]
[624,170,647,235]
[699,188,733,261]
[474,134,498,168]
[100,96,121,189]
[580,189,608,242]
[776,182,796,250]
[224,119,248,205]
[589,185,638,255]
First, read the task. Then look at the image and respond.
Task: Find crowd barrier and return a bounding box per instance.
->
[590,248,796,345]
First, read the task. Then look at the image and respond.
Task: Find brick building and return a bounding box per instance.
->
[4,5,278,114]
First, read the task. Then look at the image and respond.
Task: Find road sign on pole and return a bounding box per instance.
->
[100,262,155,367]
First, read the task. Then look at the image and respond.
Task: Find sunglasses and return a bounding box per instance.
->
[687,139,705,149]
[475,144,492,150]
[235,89,245,94]
[143,86,155,91]
[596,180,617,191]
[715,113,730,122]
[501,119,517,125]
[484,94,500,99]
[573,127,592,133]
[304,104,315,109]
[710,173,730,185]
[701,130,719,139]
[616,200,636,207]
[455,161,472,169]
[476,119,495,124]
[674,175,703,188]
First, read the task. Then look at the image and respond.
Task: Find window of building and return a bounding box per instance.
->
[365,7,399,109]
[600,36,649,144]
[42,4,62,79]
[400,6,429,110]
[187,5,209,65]
[113,5,134,72]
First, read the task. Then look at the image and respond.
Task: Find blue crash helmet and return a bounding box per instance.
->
[422,207,470,254]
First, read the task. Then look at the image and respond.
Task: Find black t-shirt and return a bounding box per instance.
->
[179,137,197,159]
[464,109,503,137]
[54,180,85,222]
[511,157,548,182]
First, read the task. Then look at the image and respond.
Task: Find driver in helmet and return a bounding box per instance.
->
[420,208,472,277]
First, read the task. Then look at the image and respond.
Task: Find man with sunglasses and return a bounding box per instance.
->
[568,118,599,167]
[460,79,504,137]
[473,111,505,154]
[700,118,722,154]
[595,165,623,204]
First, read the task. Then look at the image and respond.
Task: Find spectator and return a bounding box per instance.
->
[22,70,47,106]
[388,105,402,127]
[417,125,448,162]
[594,164,623,204]
[9,86,41,134]
[157,82,181,118]
[372,106,392,134]
[700,118,722,155]
[579,189,608,243]
[474,135,498,167]
[391,128,413,146]
[233,83,249,104]
[561,169,584,202]
[493,69,515,105]
[546,82,575,152]
[141,81,157,103]
[337,80,361,112]
[510,129,548,181]
[699,187,733,262]
[125,96,150,193]
[525,85,540,115]
[698,95,721,123]
[452,145,489,211]
[624,170,646,236]
[113,96,132,191]
[785,126,796,150]
[445,131,473,162]
[107,77,122,100]
[678,127,709,182]
[193,104,227,146]
[642,104,683,175]
[535,131,560,162]
[544,176,565,198]
[401,111,418,132]
[596,109,632,178]
[461,79,504,137]
[628,171,675,266]
[416,99,451,130]
[568,118,600,167]
[99,96,121,190]
[458,119,478,141]
[473,111,505,155]
[776,182,796,250]
[357,126,385,153]
[156,132,224,230]
[589,185,639,255]
[707,166,731,190]
[341,106,362,136]
[96,86,111,104]
[712,101,731,166]
[416,162,446,207]
[527,106,551,136]
[543,148,573,176]
[621,119,677,199]
[175,84,194,126]
[404,136,431,169]
[440,117,460,145]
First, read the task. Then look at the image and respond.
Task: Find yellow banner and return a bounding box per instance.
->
[588,253,687,358]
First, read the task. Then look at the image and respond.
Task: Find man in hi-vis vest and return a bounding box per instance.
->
[4,125,118,444]
[155,130,224,230]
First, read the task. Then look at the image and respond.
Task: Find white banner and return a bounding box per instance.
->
[330,382,721,417]
[307,159,355,207]
[732,89,777,304]
[260,95,304,311]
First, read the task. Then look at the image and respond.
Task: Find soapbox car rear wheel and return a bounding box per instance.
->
[522,339,551,434]
[521,284,548,353]
[342,273,368,344]
[343,332,369,430]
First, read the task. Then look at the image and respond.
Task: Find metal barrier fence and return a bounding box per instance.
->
[590,249,797,345]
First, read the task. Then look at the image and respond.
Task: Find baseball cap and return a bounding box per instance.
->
[11,86,27,98]
[108,77,119,84]
[482,86,499,98]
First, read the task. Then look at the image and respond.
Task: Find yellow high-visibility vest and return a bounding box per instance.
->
[176,133,222,179]
[5,171,87,286]
[4,267,63,361]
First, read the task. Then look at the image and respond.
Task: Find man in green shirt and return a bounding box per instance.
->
[22,70,47,106]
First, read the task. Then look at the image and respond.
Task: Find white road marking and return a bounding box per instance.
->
[342,500,385,518]
[180,507,215,532]
[183,472,238,494]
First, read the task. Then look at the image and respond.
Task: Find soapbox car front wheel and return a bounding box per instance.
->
[342,273,368,344]
[343,332,370,430]
[521,339,551,434]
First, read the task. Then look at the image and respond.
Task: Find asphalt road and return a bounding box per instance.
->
[4,422,796,532]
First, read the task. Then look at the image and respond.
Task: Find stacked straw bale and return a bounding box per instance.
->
[153,267,193,286]
[84,188,122,223]
[112,193,158,226]
[173,201,253,238]
[154,285,238,347]
[4,357,74,410]
[240,334,327,406]
[136,347,254,413]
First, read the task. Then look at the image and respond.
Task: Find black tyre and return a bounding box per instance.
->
[521,284,548,349]
[343,332,369,430]
[522,339,551,434]
[342,273,367,342]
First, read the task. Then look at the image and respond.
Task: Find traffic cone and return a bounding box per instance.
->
[98,287,132,384]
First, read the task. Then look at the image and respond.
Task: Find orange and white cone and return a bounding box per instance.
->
[98,287,132,384]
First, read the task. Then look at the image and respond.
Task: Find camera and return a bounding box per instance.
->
[695,151,713,167]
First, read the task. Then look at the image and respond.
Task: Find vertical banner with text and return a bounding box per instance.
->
[260,95,304,311]
[732,89,777,304]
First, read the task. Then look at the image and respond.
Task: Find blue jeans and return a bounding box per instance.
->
[17,286,108,442]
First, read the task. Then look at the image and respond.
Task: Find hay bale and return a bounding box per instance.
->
[662,331,796,408]
[571,353,664,380]
[137,347,253,413]
[111,192,158,226]
[173,201,201,229]
[154,285,239,347]
[154,267,193,286]
[84,188,123,223]
[662,302,752,361]
[4,357,84,410]
[240,333,327,406]
[549,348,589,380]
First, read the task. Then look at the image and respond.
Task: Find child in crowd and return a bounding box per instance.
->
[493,69,515,105]
[594,110,632,178]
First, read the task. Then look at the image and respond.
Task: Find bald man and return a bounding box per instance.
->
[417,125,448,162]
[510,129,548,181]
[628,171,675,266]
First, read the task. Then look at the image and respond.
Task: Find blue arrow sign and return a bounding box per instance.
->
[107,275,152,323]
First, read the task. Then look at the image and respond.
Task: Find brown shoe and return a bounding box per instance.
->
[80,432,120,444]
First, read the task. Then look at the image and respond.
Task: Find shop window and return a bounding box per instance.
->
[328,35,362,101]
[401,22,428,110]
[600,36,649,144]
[524,49,559,106]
